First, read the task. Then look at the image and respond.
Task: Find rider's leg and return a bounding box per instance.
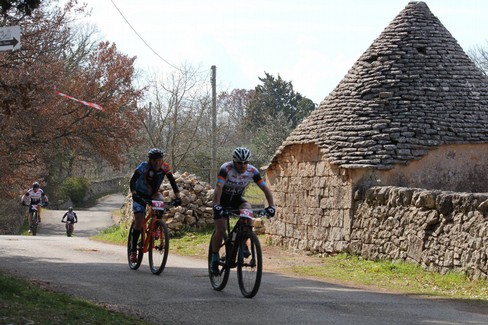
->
[131,211,145,250]
[238,202,253,257]
[27,212,33,232]
[210,218,226,274]
[211,218,227,254]
[238,202,253,226]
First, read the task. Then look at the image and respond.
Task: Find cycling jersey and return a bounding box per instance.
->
[23,188,46,205]
[216,161,266,198]
[130,161,179,200]
[62,211,77,223]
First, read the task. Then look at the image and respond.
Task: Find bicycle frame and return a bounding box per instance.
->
[128,199,172,275]
[62,220,76,236]
[225,211,255,268]
[30,204,40,235]
[139,203,164,254]
[208,208,267,298]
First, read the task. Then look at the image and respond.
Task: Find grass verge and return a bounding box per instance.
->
[0,271,149,324]
[284,253,488,301]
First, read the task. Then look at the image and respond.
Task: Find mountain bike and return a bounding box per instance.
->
[62,220,77,237]
[30,204,41,236]
[28,202,48,236]
[127,199,175,275]
[208,208,270,298]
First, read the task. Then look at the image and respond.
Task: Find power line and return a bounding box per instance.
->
[110,0,181,71]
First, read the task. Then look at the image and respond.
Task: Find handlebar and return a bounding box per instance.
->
[226,208,271,219]
[134,195,180,208]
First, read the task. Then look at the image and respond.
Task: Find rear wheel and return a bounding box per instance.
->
[237,231,262,298]
[127,222,143,270]
[31,211,38,236]
[208,230,230,291]
[149,220,169,275]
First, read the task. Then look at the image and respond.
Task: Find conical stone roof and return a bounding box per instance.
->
[273,1,488,170]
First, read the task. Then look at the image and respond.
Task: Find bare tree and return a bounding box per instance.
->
[468,42,488,76]
[139,63,213,176]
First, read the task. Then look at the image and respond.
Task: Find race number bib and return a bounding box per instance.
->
[239,209,253,219]
[151,200,165,211]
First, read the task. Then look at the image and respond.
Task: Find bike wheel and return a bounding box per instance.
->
[149,220,169,275]
[127,222,143,270]
[237,231,262,298]
[208,230,230,291]
[31,212,38,236]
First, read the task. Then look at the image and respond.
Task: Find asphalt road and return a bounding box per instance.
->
[1,194,487,324]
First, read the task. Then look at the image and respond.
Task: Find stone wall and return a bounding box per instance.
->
[266,144,353,253]
[350,186,488,279]
[84,177,126,201]
[265,143,488,279]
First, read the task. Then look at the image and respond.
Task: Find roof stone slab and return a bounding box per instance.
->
[271,1,488,170]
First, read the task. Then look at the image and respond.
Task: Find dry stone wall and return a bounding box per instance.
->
[266,144,353,253]
[350,186,488,279]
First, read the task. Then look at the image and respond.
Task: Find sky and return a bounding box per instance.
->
[75,0,488,104]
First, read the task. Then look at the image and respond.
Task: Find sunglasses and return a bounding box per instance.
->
[234,161,249,165]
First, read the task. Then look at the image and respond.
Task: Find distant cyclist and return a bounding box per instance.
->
[210,147,276,275]
[21,182,49,232]
[61,207,78,236]
[128,148,182,263]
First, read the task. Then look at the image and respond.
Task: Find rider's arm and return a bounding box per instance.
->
[253,170,275,207]
[129,169,142,194]
[74,213,78,222]
[61,213,67,221]
[259,184,275,207]
[213,181,224,205]
[165,172,181,198]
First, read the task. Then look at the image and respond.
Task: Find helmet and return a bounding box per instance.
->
[68,207,73,212]
[32,182,40,189]
[232,147,251,162]
[148,148,164,159]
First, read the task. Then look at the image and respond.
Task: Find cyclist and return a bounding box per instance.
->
[129,148,182,263]
[61,207,78,235]
[211,147,276,275]
[21,182,49,232]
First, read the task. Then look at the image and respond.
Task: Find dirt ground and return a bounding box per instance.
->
[260,241,325,273]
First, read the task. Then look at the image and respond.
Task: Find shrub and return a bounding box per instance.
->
[60,177,90,205]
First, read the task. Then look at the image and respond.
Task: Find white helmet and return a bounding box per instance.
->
[232,147,251,162]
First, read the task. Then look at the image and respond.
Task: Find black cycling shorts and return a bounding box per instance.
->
[215,194,248,220]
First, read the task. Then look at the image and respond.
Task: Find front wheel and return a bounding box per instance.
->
[127,222,143,270]
[31,212,38,236]
[148,220,169,275]
[237,231,262,298]
[66,223,73,237]
[208,230,230,291]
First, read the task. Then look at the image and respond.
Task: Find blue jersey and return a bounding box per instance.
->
[130,161,178,199]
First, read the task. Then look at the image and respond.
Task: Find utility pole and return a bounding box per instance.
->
[211,65,217,183]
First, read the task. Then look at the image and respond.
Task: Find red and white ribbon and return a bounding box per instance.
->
[54,87,103,111]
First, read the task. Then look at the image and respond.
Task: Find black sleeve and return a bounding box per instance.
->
[166,172,180,194]
[129,170,142,192]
